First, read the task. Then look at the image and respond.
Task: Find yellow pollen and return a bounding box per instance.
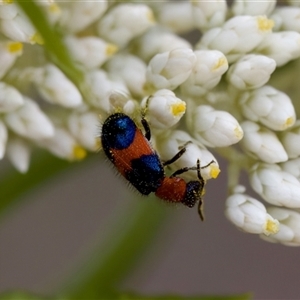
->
[30,33,44,45]
[3,0,13,3]
[7,42,23,54]
[257,16,274,32]
[72,145,87,160]
[212,57,228,71]
[106,44,118,56]
[284,117,294,128]
[171,102,186,116]
[265,219,280,235]
[210,164,221,179]
[234,126,244,140]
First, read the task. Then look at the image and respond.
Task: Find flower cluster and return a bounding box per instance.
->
[1,0,300,246]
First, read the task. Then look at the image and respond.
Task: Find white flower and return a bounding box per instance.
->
[132,27,192,62]
[261,207,300,246]
[64,35,118,70]
[0,2,18,20]
[33,64,82,108]
[0,41,23,80]
[108,92,138,117]
[256,31,300,67]
[191,0,227,31]
[249,163,300,208]
[105,54,147,98]
[155,130,220,181]
[0,82,24,113]
[232,0,276,16]
[181,50,228,97]
[0,3,42,44]
[226,54,276,90]
[85,70,129,113]
[58,0,107,33]
[68,111,99,151]
[97,4,155,48]
[279,121,300,159]
[145,48,197,91]
[141,89,186,129]
[6,137,30,173]
[239,86,296,131]
[0,120,7,159]
[240,121,288,163]
[225,192,279,235]
[271,7,300,32]
[197,15,274,63]
[187,105,243,148]
[38,127,87,161]
[4,97,54,141]
[155,2,194,34]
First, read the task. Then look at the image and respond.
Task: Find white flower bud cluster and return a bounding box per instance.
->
[1,0,300,246]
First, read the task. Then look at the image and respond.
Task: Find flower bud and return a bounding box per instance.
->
[256,31,300,67]
[58,1,107,33]
[227,54,276,90]
[0,41,23,80]
[34,64,82,108]
[187,105,243,147]
[261,207,300,246]
[239,86,296,131]
[240,121,288,163]
[271,7,300,32]
[181,50,228,96]
[155,130,220,181]
[225,192,279,235]
[85,70,129,113]
[132,27,192,62]
[279,121,300,159]
[6,137,30,173]
[232,0,276,16]
[64,35,118,70]
[68,111,99,151]
[38,127,87,161]
[141,89,186,129]
[4,97,54,140]
[192,0,227,31]
[250,163,300,208]
[145,48,196,91]
[155,2,194,34]
[0,82,24,113]
[198,15,274,63]
[280,158,300,180]
[98,4,155,48]
[0,3,42,44]
[106,54,147,98]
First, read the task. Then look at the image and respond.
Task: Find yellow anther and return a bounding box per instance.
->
[30,33,44,45]
[7,42,23,54]
[257,16,274,32]
[264,218,280,236]
[212,57,228,71]
[72,145,87,160]
[284,117,295,129]
[106,44,118,56]
[234,126,244,140]
[171,102,186,116]
[210,164,221,179]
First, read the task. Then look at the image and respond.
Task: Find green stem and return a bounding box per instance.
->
[61,197,168,299]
